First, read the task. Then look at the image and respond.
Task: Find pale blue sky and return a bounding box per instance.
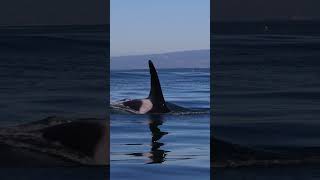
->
[111,0,210,56]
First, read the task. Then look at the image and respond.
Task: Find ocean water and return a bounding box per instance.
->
[110,68,210,180]
[212,22,320,178]
[0,25,109,126]
[0,167,109,180]
[0,26,109,178]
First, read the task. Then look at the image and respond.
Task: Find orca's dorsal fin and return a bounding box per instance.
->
[147,60,169,112]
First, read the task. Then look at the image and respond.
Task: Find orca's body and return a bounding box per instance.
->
[112,60,173,114]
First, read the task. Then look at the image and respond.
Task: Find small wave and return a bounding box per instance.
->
[213,137,320,168]
[0,116,108,166]
[168,108,210,115]
[221,90,320,99]
[214,159,320,168]
[110,103,210,115]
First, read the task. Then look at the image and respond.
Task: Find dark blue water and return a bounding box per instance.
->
[0,25,108,126]
[110,68,210,180]
[212,22,320,179]
[0,167,108,180]
[0,26,109,178]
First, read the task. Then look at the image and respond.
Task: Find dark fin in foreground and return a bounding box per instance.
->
[148,60,170,113]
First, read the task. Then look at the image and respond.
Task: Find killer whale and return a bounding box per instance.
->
[0,117,109,166]
[111,60,187,114]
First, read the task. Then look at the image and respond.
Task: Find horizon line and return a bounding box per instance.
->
[110,66,210,71]
[111,49,210,58]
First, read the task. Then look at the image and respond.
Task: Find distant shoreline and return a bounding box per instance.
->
[111,49,210,70]
[110,67,210,71]
[111,49,209,59]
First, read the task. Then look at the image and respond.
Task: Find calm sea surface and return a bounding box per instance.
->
[0,26,109,179]
[4,22,320,179]
[0,25,108,126]
[110,68,210,180]
[212,22,320,179]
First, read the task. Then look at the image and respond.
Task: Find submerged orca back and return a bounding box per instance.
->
[147,60,170,113]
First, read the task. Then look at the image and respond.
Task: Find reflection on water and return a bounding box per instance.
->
[148,115,169,164]
[126,115,169,164]
[110,114,210,180]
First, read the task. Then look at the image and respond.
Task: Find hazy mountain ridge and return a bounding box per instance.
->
[111,49,209,70]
